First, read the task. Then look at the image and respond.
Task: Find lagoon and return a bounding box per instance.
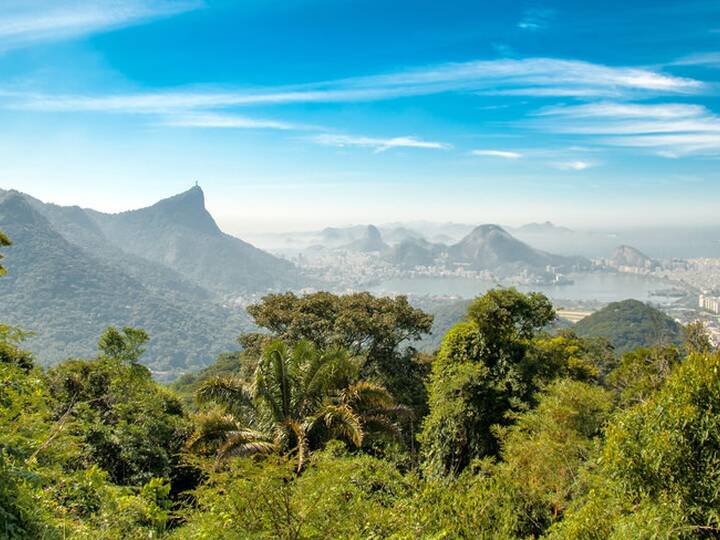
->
[368,272,683,304]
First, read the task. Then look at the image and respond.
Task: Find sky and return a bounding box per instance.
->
[0,0,719,234]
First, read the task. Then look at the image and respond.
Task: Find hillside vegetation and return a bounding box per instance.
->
[0,187,309,378]
[573,299,685,353]
[3,227,719,539]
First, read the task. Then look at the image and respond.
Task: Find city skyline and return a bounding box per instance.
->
[1,0,719,233]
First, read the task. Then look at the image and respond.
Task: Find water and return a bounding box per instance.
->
[368,273,682,304]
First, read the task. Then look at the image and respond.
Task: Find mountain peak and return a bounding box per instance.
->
[610,245,656,268]
[0,191,48,228]
[138,185,220,235]
[161,185,205,208]
[468,224,508,237]
[341,224,389,253]
[366,224,382,240]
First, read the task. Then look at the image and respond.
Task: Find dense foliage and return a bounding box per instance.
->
[2,233,719,539]
[191,339,405,471]
[0,229,10,276]
[243,291,434,420]
[573,298,686,353]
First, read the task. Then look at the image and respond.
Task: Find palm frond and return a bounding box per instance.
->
[186,407,240,454]
[342,381,396,410]
[361,413,402,439]
[366,404,415,420]
[217,430,275,460]
[258,341,296,419]
[317,403,364,447]
[306,348,359,397]
[195,376,253,412]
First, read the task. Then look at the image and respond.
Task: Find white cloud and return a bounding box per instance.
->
[603,134,720,156]
[309,134,451,152]
[161,113,294,130]
[672,51,720,68]
[470,149,523,159]
[531,102,720,157]
[517,8,555,31]
[2,57,703,114]
[538,102,707,119]
[0,0,202,51]
[347,57,701,95]
[553,160,594,170]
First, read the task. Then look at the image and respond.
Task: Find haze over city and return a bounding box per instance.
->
[1,0,719,233]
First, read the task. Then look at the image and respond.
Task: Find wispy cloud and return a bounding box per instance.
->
[517,7,555,31]
[603,134,720,157]
[2,57,703,115]
[552,160,595,170]
[532,101,720,156]
[538,102,707,119]
[336,57,701,97]
[672,51,720,68]
[161,113,295,130]
[0,0,202,51]
[308,133,451,153]
[471,149,522,159]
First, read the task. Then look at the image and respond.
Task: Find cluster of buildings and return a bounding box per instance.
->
[699,294,720,315]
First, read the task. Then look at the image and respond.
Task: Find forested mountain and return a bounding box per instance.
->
[12,185,301,296]
[573,299,685,353]
[0,192,246,379]
[85,186,300,295]
[23,193,216,300]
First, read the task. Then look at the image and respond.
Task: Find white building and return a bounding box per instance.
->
[699,294,720,315]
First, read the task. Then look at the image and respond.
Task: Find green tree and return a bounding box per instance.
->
[419,288,558,477]
[46,327,191,486]
[490,379,614,536]
[191,339,405,471]
[0,229,10,276]
[549,351,720,539]
[98,326,150,364]
[243,292,433,416]
[172,445,412,540]
[607,345,681,406]
[686,320,714,354]
[404,379,613,538]
[0,325,34,372]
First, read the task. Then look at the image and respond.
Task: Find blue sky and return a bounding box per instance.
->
[0,0,719,233]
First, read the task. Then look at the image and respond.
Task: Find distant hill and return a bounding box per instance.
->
[573,299,685,353]
[447,225,589,273]
[415,298,472,353]
[320,225,367,246]
[609,245,657,270]
[0,192,248,379]
[385,237,444,269]
[340,225,389,253]
[514,221,574,234]
[379,226,424,244]
[382,223,590,275]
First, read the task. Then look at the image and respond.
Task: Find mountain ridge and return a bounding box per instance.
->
[0,192,247,378]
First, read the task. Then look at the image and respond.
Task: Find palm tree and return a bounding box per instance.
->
[191,339,407,470]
